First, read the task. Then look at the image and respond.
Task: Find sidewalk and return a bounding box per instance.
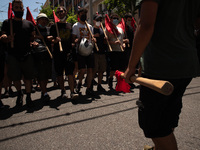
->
[0,77,200,150]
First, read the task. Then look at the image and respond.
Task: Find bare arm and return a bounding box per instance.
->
[124,0,158,83]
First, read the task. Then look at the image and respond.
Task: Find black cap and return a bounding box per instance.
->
[93,14,102,20]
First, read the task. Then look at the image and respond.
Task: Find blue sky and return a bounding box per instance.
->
[0,0,46,22]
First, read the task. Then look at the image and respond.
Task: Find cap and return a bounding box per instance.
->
[93,14,102,20]
[36,13,49,20]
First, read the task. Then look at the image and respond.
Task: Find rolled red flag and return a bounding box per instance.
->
[105,14,119,35]
[115,70,131,93]
[117,18,125,33]
[53,10,60,23]
[26,7,37,26]
[8,3,14,19]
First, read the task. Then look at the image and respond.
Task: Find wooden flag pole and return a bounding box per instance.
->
[112,29,124,52]
[35,26,53,59]
[85,21,99,51]
[100,23,112,52]
[55,22,63,52]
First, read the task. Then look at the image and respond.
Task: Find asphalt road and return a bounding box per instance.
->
[0,76,200,150]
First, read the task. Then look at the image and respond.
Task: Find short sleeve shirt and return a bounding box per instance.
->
[140,0,200,79]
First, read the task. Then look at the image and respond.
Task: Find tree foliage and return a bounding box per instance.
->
[103,0,140,17]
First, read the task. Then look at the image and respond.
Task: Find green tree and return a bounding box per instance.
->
[40,5,57,20]
[40,5,77,25]
[103,0,140,17]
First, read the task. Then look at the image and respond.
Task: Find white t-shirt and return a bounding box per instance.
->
[72,22,93,41]
[106,26,125,52]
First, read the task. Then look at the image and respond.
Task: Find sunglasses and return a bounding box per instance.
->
[56,10,64,14]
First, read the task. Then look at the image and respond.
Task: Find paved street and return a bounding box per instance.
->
[0,76,200,150]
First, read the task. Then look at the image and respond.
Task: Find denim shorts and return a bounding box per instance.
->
[138,76,192,138]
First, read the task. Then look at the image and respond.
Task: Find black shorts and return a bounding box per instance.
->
[108,51,127,71]
[77,53,94,69]
[54,53,75,76]
[138,75,192,138]
[0,56,5,82]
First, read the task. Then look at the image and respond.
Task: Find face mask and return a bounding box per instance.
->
[38,24,46,28]
[113,19,119,25]
[14,11,24,18]
[95,21,101,27]
[59,16,66,22]
[126,21,131,26]
[80,14,87,22]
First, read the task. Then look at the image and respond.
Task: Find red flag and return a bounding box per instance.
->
[117,18,125,33]
[26,7,37,26]
[105,14,119,35]
[115,70,131,93]
[53,10,60,23]
[8,3,14,19]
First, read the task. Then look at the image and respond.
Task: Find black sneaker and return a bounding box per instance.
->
[70,92,79,99]
[3,90,9,98]
[97,84,106,92]
[26,96,34,108]
[16,93,23,107]
[76,83,82,93]
[41,93,50,102]
[8,88,14,96]
[108,77,113,89]
[61,90,68,99]
[86,88,95,97]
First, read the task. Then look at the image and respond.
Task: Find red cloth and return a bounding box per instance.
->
[53,10,60,23]
[105,14,119,35]
[8,3,14,19]
[117,18,125,33]
[26,7,36,26]
[115,70,131,93]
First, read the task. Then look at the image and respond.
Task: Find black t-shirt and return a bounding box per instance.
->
[1,19,34,57]
[93,27,107,54]
[32,26,51,60]
[125,25,134,51]
[50,22,72,54]
[33,26,51,53]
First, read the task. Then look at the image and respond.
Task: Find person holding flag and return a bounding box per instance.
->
[50,6,79,100]
[1,0,35,108]
[105,13,129,90]
[31,13,52,103]
[72,8,96,97]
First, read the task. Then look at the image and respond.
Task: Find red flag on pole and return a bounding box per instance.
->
[26,7,37,26]
[53,10,60,23]
[8,3,14,19]
[117,18,125,33]
[105,14,119,35]
[115,70,131,93]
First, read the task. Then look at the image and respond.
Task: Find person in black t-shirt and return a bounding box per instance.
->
[50,6,78,100]
[1,0,35,108]
[32,13,52,103]
[92,14,107,92]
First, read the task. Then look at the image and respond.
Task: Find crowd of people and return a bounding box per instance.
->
[0,0,137,109]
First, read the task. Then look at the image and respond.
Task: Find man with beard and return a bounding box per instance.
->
[1,0,35,107]
[50,6,78,100]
